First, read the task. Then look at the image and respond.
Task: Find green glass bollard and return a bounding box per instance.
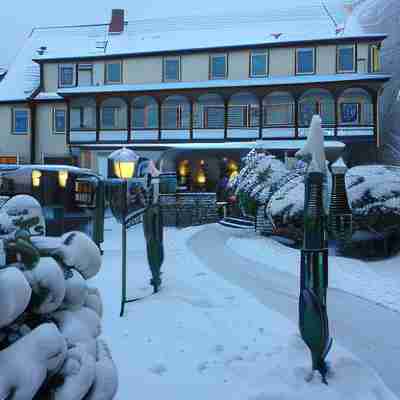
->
[299,171,333,384]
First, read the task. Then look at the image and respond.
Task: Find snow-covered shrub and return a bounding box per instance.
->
[0,195,118,399]
[229,150,288,217]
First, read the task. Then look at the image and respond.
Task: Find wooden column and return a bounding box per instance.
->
[66,99,71,145]
[294,96,299,138]
[334,94,339,137]
[373,91,379,147]
[95,98,101,142]
[126,99,132,143]
[189,99,194,141]
[258,97,263,140]
[158,100,162,141]
[224,99,229,141]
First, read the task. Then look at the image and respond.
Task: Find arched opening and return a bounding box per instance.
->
[228,92,259,129]
[70,97,96,131]
[298,89,335,127]
[161,95,190,130]
[338,88,373,126]
[100,98,127,130]
[194,94,225,129]
[131,96,159,129]
[263,92,295,126]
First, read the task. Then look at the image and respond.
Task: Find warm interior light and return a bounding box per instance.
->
[114,160,135,179]
[197,170,206,185]
[228,160,238,172]
[32,170,42,188]
[58,170,69,188]
[178,160,189,177]
[229,170,239,180]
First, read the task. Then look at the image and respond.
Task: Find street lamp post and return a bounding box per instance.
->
[108,148,140,317]
[299,163,333,384]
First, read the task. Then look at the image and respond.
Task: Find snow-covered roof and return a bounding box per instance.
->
[0,4,388,103]
[57,73,391,97]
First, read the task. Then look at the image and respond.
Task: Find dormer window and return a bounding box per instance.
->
[105,61,122,84]
[337,44,356,73]
[58,64,75,88]
[163,57,181,81]
[296,48,315,75]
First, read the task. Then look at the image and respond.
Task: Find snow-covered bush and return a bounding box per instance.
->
[229,150,289,216]
[0,195,118,400]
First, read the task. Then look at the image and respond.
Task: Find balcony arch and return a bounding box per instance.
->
[227,92,259,139]
[99,97,128,142]
[131,96,159,141]
[262,91,295,139]
[298,88,335,127]
[337,88,374,137]
[193,94,225,140]
[161,95,191,140]
[69,97,96,143]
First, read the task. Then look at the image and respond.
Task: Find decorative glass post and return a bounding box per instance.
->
[329,158,352,254]
[299,163,333,384]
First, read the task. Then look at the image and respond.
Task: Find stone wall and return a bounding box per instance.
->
[159,193,218,227]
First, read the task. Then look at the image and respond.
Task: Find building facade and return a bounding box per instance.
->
[0,6,391,190]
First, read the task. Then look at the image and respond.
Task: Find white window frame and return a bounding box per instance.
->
[12,108,29,135]
[77,63,94,86]
[58,63,76,88]
[210,53,228,80]
[337,44,356,73]
[52,108,67,134]
[163,56,181,82]
[250,49,269,78]
[295,48,316,75]
[105,61,122,84]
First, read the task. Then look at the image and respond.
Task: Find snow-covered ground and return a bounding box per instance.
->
[93,218,397,399]
[227,230,400,312]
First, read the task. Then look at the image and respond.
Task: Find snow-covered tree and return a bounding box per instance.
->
[0,195,118,400]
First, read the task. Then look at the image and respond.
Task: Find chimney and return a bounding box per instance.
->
[109,9,125,34]
[344,0,354,16]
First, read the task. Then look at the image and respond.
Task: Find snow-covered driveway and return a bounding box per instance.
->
[188,224,400,397]
[92,219,398,399]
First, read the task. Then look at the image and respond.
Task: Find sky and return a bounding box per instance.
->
[0,0,345,68]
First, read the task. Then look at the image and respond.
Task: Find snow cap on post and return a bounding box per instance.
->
[331,157,348,175]
[295,115,327,174]
[109,9,125,34]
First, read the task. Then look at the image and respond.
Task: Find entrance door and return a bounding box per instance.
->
[97,155,109,178]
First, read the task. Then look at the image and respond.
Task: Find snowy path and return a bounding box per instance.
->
[188,224,400,397]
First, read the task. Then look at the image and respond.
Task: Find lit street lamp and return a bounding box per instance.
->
[107,148,163,317]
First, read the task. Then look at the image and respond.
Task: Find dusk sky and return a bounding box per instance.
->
[0,0,345,68]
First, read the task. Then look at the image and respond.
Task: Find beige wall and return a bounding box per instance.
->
[357,43,370,73]
[43,63,59,92]
[317,45,336,75]
[269,48,295,76]
[0,104,31,162]
[124,57,162,84]
[35,102,69,163]
[181,54,209,81]
[40,41,380,90]
[228,50,250,80]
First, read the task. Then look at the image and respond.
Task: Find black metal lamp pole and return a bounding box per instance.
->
[299,169,333,384]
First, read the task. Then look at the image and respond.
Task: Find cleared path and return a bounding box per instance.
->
[188,225,400,397]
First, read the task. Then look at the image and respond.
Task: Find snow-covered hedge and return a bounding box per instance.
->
[0,195,118,400]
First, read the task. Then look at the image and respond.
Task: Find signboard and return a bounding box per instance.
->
[341,103,359,124]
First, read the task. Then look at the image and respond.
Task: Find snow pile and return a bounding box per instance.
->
[0,195,117,400]
[93,218,398,399]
